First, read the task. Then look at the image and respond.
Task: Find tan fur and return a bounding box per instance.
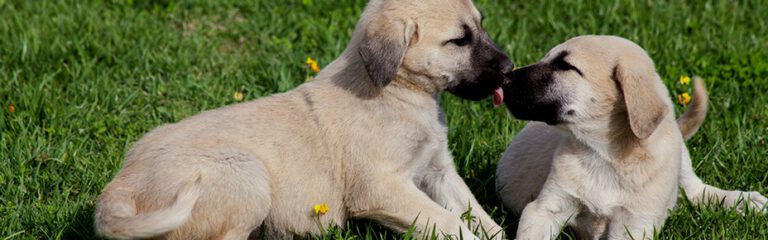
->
[496,36,767,240]
[95,0,508,239]
[677,77,707,140]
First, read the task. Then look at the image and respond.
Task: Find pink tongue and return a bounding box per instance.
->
[493,88,504,107]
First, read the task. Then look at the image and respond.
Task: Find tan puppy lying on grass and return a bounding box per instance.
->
[94,0,513,239]
[496,35,767,239]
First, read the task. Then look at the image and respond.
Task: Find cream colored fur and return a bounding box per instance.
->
[496,36,767,240]
[94,0,508,239]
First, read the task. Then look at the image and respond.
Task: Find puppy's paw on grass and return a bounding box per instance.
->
[723,191,768,214]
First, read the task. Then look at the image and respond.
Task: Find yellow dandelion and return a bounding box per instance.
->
[8,104,15,113]
[233,91,244,101]
[679,76,691,85]
[306,57,320,73]
[677,92,691,105]
[313,203,329,215]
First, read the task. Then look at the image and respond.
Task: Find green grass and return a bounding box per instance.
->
[1,0,767,239]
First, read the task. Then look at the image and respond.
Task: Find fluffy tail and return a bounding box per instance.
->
[677,77,708,140]
[95,177,202,239]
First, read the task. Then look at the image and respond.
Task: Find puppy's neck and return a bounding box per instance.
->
[319,49,382,99]
[390,75,440,97]
[565,115,642,162]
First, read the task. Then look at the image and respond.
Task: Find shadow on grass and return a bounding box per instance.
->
[54,162,504,240]
[57,205,398,240]
[62,205,101,240]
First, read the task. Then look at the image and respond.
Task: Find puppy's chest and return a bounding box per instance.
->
[382,117,448,167]
[557,159,631,215]
[392,119,445,150]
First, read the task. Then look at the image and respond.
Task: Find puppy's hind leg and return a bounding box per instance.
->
[172,150,273,240]
[679,147,768,213]
[676,78,767,212]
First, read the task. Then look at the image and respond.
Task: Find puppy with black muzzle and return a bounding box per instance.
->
[94,0,512,239]
[496,35,767,239]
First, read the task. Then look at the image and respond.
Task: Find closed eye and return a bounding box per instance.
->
[448,35,471,46]
[445,24,473,47]
[552,59,583,76]
[551,51,583,76]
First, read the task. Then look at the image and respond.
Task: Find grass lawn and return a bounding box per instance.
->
[1,0,767,239]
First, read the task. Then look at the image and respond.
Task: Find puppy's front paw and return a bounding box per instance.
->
[724,191,768,213]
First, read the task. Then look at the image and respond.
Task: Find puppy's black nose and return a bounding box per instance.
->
[500,58,515,76]
[503,66,518,84]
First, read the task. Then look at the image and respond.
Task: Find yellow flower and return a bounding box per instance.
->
[8,104,14,113]
[233,91,244,101]
[679,76,691,85]
[313,203,329,215]
[306,57,320,73]
[677,92,691,105]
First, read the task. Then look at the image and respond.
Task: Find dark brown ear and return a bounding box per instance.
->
[359,18,416,87]
[612,63,669,139]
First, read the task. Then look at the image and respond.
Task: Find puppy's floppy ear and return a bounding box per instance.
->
[612,62,669,139]
[359,17,417,87]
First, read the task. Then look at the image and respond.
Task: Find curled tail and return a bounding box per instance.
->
[95,176,202,239]
[677,77,708,140]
